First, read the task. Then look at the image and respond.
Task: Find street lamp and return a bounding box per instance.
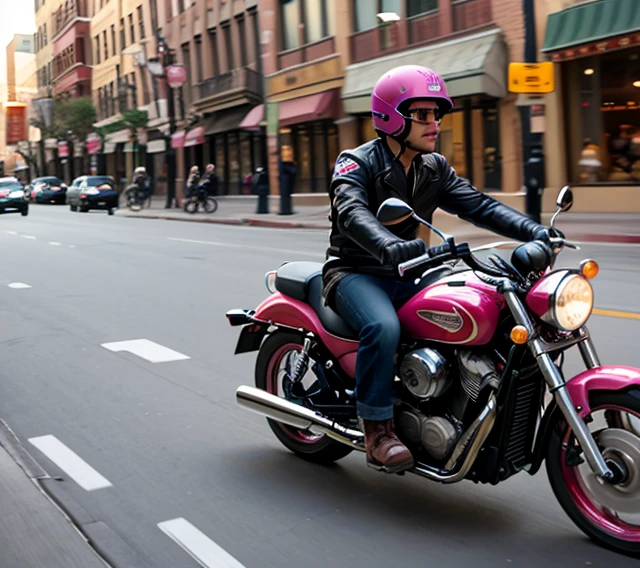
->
[33,88,54,176]
[148,33,186,209]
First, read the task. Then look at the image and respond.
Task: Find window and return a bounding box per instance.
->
[111,25,116,56]
[181,43,192,107]
[354,0,378,31]
[120,18,126,49]
[43,23,47,45]
[222,23,233,70]
[237,16,247,66]
[103,30,108,60]
[281,0,300,50]
[129,14,135,44]
[47,61,52,83]
[407,0,437,17]
[137,5,145,39]
[194,36,203,82]
[303,0,324,43]
[95,35,101,64]
[209,28,220,76]
[250,10,260,71]
[178,0,185,12]
[130,72,137,107]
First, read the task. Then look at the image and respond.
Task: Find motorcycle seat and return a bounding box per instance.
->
[275,262,358,339]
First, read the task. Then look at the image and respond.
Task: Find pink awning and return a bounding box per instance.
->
[184,126,205,147]
[240,89,339,131]
[171,131,186,149]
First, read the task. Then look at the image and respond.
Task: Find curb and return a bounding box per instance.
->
[118,212,329,230]
[117,212,640,243]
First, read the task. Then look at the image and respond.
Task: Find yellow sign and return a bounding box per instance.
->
[508,62,554,94]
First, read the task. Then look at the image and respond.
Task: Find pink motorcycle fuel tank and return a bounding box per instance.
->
[397,272,506,345]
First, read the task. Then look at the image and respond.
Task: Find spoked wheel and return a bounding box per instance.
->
[547,389,640,556]
[204,196,218,214]
[255,331,353,464]
[184,198,198,214]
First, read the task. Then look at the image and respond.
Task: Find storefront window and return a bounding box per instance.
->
[239,132,252,194]
[569,47,640,184]
[438,110,467,178]
[215,134,226,193]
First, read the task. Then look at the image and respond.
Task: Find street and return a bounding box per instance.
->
[0,205,639,568]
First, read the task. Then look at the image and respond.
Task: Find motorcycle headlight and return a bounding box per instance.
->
[551,274,593,331]
[8,190,24,198]
[265,270,277,294]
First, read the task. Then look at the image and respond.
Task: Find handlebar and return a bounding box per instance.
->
[397,242,470,277]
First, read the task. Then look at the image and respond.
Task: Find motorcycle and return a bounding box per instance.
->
[226,187,640,556]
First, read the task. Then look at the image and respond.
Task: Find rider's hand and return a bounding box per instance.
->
[532,226,565,242]
[427,242,451,258]
[385,238,427,266]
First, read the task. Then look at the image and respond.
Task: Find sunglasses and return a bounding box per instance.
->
[405,108,442,124]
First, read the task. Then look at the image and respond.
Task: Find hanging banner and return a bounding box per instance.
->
[5,103,27,145]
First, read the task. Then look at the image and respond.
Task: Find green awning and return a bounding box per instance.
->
[542,0,640,53]
[342,28,507,114]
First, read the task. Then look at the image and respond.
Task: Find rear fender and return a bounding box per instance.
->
[566,366,640,418]
[254,292,359,366]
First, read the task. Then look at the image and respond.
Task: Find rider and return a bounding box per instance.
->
[324,65,556,474]
[131,166,149,202]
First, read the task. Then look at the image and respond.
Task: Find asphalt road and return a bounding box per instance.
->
[0,205,638,568]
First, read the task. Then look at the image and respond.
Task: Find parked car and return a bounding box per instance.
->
[0,178,28,216]
[28,176,68,204]
[66,175,118,215]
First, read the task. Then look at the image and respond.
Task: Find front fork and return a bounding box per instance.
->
[503,289,615,481]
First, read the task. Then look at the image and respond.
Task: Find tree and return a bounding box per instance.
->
[30,97,97,142]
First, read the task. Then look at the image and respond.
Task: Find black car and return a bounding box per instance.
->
[0,178,28,216]
[29,176,67,204]
[66,176,118,215]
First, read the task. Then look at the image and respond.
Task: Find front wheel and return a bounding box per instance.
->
[184,198,198,214]
[546,389,640,556]
[203,197,218,214]
[255,331,353,464]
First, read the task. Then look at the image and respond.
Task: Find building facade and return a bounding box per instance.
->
[161,0,265,197]
[540,0,640,212]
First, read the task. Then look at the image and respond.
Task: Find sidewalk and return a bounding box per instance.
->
[115,195,640,244]
[0,425,106,568]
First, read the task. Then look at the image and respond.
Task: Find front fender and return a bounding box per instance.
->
[566,365,640,418]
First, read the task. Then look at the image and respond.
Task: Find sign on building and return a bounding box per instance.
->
[508,62,554,94]
[5,103,27,145]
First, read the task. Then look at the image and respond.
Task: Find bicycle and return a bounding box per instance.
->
[124,184,152,210]
[183,189,218,214]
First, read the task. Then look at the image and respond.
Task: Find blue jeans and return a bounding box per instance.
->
[334,273,421,421]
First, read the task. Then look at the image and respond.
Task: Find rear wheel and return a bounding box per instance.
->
[546,389,640,556]
[255,331,353,464]
[21,207,28,217]
[185,198,198,214]
[69,204,77,212]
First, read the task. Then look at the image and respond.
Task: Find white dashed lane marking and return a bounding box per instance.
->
[101,339,190,363]
[28,435,112,491]
[167,237,323,258]
[20,235,36,240]
[8,282,31,289]
[158,518,245,568]
[49,241,62,246]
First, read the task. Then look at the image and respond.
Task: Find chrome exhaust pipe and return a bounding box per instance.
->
[236,385,365,451]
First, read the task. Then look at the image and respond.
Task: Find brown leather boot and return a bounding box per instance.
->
[362,419,414,473]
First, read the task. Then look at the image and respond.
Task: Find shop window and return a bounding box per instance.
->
[568,48,640,184]
[438,110,466,178]
[239,132,252,193]
[215,135,226,193]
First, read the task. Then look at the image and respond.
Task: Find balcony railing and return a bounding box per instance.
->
[452,0,492,32]
[53,0,88,38]
[408,10,443,45]
[277,37,335,70]
[197,66,262,102]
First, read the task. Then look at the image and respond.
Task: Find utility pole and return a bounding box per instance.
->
[521,0,544,223]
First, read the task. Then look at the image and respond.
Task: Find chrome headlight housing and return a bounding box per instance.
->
[265,270,277,294]
[550,274,593,331]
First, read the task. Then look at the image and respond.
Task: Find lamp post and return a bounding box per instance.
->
[33,90,53,177]
[148,33,186,209]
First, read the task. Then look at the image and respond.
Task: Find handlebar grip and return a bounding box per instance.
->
[398,252,434,278]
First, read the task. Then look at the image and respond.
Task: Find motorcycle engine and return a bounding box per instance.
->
[397,411,458,460]
[398,347,450,399]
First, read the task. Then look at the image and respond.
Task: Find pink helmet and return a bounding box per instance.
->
[371,65,453,139]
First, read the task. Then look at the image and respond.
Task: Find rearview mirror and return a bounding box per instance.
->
[556,186,573,212]
[376,198,414,226]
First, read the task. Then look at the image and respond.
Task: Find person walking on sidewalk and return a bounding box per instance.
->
[323,65,561,474]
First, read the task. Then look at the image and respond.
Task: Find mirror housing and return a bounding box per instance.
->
[376,197,414,226]
[556,186,573,212]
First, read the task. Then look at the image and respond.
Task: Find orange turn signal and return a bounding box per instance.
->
[510,325,529,345]
[580,260,599,279]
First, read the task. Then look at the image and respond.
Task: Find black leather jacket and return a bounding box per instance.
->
[323,138,544,300]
